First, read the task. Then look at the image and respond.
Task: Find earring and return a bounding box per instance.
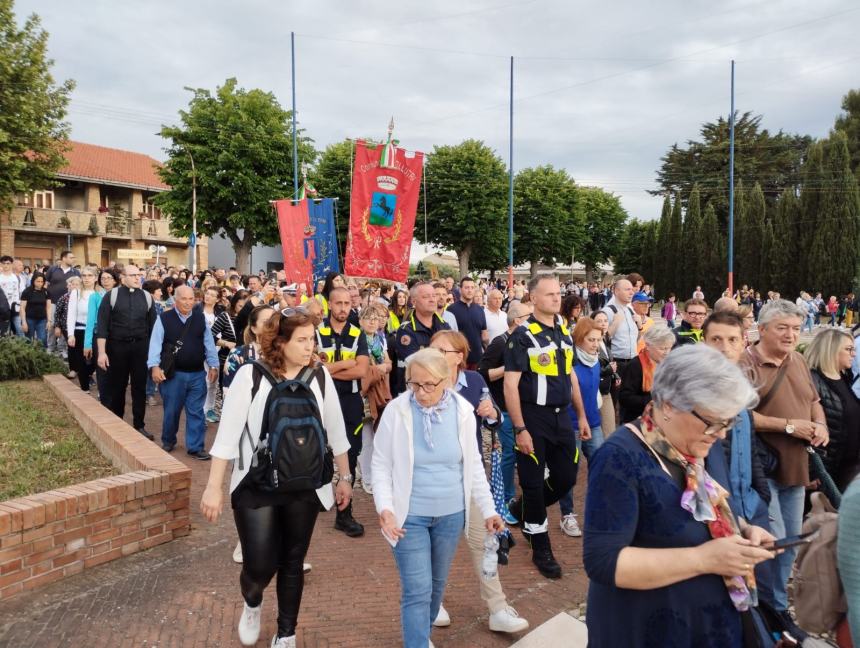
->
[662,415,671,422]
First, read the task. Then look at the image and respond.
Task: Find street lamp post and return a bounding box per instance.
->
[186,149,197,273]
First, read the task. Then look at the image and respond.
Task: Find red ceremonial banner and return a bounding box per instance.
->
[274,199,313,288]
[344,140,424,282]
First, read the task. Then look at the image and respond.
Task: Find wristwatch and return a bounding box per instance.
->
[784,419,795,435]
[514,426,528,434]
[338,474,354,485]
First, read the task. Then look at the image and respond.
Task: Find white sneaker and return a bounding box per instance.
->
[233,541,243,564]
[433,604,451,627]
[237,602,261,646]
[303,563,312,574]
[560,513,582,537]
[270,635,296,648]
[489,606,530,633]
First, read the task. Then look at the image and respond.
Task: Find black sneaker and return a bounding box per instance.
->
[529,533,562,579]
[334,505,365,537]
[187,450,211,461]
[507,497,523,526]
[161,442,176,452]
[136,427,154,441]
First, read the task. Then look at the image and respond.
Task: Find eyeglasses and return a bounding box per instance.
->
[686,311,707,318]
[433,348,461,355]
[361,315,383,321]
[690,410,737,436]
[280,306,309,318]
[406,379,444,393]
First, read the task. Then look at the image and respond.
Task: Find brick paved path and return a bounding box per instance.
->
[0,391,588,648]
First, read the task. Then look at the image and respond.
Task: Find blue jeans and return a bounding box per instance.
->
[498,413,517,503]
[159,370,207,452]
[11,314,23,336]
[26,317,47,347]
[560,425,603,515]
[766,480,805,610]
[392,510,465,648]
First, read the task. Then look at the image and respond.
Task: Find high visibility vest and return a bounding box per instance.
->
[317,321,363,393]
[387,311,401,335]
[522,317,574,406]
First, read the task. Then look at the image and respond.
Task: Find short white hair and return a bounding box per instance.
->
[652,345,758,415]
[758,299,805,327]
[642,323,675,348]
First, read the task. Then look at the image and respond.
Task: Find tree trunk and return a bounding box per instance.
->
[231,235,253,274]
[529,259,539,280]
[457,244,472,279]
[585,263,594,283]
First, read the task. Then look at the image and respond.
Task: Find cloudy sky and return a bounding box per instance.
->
[18,0,860,242]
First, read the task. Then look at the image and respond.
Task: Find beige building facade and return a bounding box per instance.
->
[0,141,207,269]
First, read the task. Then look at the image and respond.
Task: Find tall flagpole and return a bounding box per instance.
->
[727,60,735,296]
[507,56,514,289]
[291,31,299,200]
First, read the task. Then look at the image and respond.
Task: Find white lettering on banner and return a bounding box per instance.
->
[359,158,417,183]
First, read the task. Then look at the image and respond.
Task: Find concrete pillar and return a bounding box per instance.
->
[84,184,101,212]
[84,236,102,266]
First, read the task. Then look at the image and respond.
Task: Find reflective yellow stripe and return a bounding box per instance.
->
[318,327,332,336]
[341,350,357,360]
[514,446,540,465]
[354,421,363,436]
[574,446,580,463]
[527,347,560,376]
[527,322,543,335]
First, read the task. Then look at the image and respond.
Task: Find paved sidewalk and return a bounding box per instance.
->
[0,392,589,648]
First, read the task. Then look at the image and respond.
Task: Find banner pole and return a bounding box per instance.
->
[507,56,514,289]
[291,31,299,199]
[727,59,735,297]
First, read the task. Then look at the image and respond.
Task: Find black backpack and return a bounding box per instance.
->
[238,361,333,493]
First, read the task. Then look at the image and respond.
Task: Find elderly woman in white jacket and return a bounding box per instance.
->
[372,348,503,648]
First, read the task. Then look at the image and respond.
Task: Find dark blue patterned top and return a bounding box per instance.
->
[583,425,743,647]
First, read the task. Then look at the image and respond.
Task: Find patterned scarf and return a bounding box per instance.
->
[365,331,386,365]
[410,388,453,450]
[638,347,656,392]
[639,405,757,611]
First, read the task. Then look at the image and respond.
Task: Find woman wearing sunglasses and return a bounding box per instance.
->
[584,344,777,647]
[372,348,503,648]
[201,307,352,648]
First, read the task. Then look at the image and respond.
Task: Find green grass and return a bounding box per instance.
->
[0,381,118,501]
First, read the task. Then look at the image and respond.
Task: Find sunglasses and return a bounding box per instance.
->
[280,306,310,318]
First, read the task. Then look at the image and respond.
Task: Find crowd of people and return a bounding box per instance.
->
[1,252,860,648]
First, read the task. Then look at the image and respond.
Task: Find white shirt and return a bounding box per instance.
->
[371,391,497,547]
[601,297,639,360]
[440,309,458,331]
[0,272,21,306]
[209,363,350,509]
[484,307,507,342]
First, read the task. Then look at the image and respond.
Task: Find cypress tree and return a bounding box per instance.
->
[700,203,724,302]
[741,183,767,290]
[732,180,747,288]
[771,188,799,295]
[809,131,860,296]
[642,221,659,288]
[684,185,703,297]
[760,219,776,291]
[797,142,825,294]
[655,195,672,297]
[668,192,684,295]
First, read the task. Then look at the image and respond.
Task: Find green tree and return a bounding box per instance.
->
[797,142,825,293]
[682,185,703,297]
[667,192,683,296]
[808,131,860,295]
[155,78,316,272]
[419,139,508,277]
[699,203,724,301]
[731,181,747,288]
[0,0,74,212]
[654,195,672,296]
[575,186,628,280]
[759,218,777,292]
[641,220,659,287]
[834,89,860,181]
[613,219,647,276]
[653,112,810,224]
[512,165,581,278]
[740,183,766,289]
[311,139,352,255]
[770,188,799,295]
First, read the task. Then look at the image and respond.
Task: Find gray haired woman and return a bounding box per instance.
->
[618,323,676,423]
[584,344,777,647]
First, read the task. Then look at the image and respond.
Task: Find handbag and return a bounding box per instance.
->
[159,315,194,379]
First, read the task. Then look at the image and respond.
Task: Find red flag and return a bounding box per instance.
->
[274,199,314,288]
[344,140,424,281]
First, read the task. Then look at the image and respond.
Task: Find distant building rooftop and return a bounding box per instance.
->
[57,141,169,191]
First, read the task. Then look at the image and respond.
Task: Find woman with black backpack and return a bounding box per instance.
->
[201,307,352,648]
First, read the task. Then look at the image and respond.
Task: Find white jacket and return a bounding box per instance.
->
[371,390,496,547]
[209,363,350,510]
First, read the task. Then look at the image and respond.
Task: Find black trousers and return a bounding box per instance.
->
[68,329,94,392]
[516,403,578,536]
[339,391,364,479]
[106,337,149,429]
[233,491,320,638]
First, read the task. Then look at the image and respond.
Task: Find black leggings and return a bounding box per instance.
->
[68,329,94,391]
[233,491,320,637]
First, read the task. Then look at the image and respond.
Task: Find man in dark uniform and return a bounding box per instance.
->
[391,281,449,395]
[96,264,157,439]
[504,274,590,579]
[316,286,369,537]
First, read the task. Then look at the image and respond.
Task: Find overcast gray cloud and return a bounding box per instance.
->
[19,0,860,227]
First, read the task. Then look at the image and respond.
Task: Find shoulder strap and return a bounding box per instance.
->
[608,304,618,314]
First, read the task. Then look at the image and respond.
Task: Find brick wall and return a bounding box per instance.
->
[0,376,192,600]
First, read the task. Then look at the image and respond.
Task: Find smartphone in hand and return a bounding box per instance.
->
[766,531,818,550]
